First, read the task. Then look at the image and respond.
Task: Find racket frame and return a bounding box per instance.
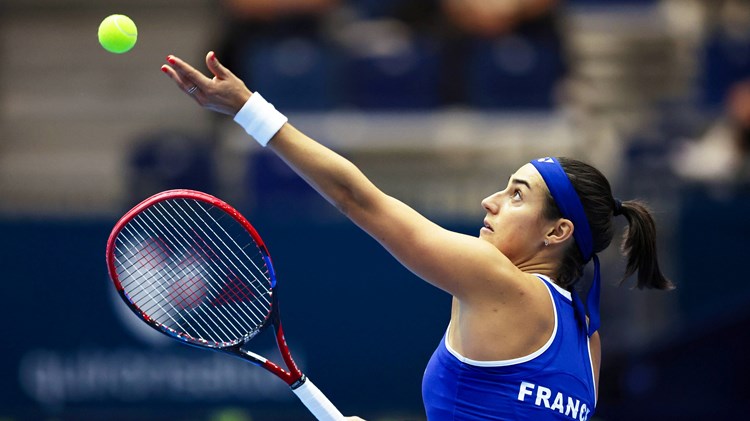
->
[106,189,304,386]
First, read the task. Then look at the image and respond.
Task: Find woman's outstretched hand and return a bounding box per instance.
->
[161,51,252,116]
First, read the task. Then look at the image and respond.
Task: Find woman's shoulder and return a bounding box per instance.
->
[451,272,558,360]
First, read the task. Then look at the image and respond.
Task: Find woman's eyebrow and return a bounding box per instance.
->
[510,177,532,190]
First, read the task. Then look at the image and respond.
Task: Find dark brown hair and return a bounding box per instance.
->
[542,157,674,291]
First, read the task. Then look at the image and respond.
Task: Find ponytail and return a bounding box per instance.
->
[618,200,675,290]
[549,158,675,292]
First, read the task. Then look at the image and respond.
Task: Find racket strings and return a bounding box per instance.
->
[119,205,268,343]
[113,198,273,346]
[165,200,272,319]
[120,211,243,335]
[171,199,272,299]
[117,219,251,344]
[140,200,267,332]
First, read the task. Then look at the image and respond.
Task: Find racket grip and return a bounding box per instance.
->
[292,377,345,421]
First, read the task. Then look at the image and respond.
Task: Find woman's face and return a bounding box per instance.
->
[479,163,552,263]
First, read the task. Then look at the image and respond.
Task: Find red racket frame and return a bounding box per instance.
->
[106,189,304,386]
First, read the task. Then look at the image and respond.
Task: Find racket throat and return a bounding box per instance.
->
[230,345,301,386]
[232,346,268,365]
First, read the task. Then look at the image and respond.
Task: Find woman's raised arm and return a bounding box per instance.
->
[161,52,528,301]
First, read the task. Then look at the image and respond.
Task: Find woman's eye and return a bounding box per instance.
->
[512,189,522,200]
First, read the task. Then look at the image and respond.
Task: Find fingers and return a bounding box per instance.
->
[205,51,231,80]
[162,52,229,95]
[160,64,194,94]
[165,54,211,91]
[161,51,252,115]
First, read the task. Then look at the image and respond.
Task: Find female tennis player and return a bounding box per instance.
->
[161,51,674,420]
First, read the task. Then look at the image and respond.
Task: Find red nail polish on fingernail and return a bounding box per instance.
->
[167,56,176,64]
[160,66,169,73]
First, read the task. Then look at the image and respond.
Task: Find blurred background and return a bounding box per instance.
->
[1,0,749,419]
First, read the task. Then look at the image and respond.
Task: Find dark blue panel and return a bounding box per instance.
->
[340,37,442,109]
[0,218,460,419]
[701,34,750,106]
[675,187,750,321]
[237,37,341,111]
[465,36,563,109]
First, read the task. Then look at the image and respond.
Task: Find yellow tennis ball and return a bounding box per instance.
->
[98,14,137,54]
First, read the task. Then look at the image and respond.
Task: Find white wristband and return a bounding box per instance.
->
[233,92,288,147]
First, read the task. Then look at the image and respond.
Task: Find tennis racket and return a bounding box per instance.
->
[105,189,344,420]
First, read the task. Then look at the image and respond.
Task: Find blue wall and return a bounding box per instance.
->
[4,185,750,420]
[0,217,461,420]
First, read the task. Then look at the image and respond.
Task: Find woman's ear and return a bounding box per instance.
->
[545,218,574,246]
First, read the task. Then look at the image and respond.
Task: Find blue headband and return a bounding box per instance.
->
[530,157,601,337]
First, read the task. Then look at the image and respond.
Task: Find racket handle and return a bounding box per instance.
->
[292,377,345,421]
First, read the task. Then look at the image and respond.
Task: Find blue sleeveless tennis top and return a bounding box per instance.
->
[422,275,596,420]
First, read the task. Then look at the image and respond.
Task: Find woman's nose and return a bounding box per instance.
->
[482,193,500,213]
